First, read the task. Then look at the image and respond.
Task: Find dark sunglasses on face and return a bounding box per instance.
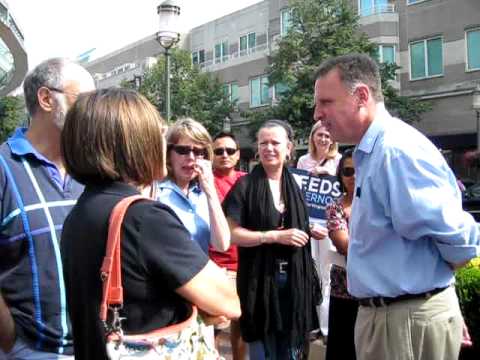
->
[169,144,207,157]
[341,167,355,177]
[213,147,237,156]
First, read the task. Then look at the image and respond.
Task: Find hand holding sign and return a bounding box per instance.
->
[310,223,328,240]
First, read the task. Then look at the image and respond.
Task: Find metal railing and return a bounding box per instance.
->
[199,43,268,71]
[359,3,396,17]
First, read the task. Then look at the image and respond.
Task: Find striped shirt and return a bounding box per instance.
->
[0,128,83,355]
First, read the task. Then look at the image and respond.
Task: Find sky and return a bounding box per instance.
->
[9,0,263,69]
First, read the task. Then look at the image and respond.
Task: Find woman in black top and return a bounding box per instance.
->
[224,120,323,359]
[60,88,240,360]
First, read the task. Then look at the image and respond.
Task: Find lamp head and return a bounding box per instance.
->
[156,0,181,49]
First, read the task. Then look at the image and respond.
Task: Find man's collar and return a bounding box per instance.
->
[356,103,390,155]
[7,128,53,165]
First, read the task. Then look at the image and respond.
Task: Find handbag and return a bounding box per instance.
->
[99,195,221,359]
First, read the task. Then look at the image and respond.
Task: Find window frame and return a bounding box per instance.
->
[214,41,228,64]
[239,32,256,56]
[377,44,396,64]
[249,75,271,108]
[409,36,444,81]
[280,8,292,37]
[224,82,240,109]
[191,49,205,65]
[358,0,390,17]
[192,51,199,65]
[406,0,428,5]
[465,27,480,72]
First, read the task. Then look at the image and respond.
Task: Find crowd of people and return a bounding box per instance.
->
[0,53,478,360]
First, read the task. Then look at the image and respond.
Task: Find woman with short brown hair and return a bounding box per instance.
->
[60,88,240,360]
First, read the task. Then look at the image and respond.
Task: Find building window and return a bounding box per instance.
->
[466,28,480,71]
[250,75,271,107]
[376,45,395,64]
[407,0,424,5]
[223,82,240,108]
[240,33,256,56]
[359,0,394,16]
[214,41,228,64]
[274,82,289,100]
[192,49,205,65]
[409,37,443,80]
[280,8,293,36]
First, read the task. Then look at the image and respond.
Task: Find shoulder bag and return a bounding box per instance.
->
[100,195,221,359]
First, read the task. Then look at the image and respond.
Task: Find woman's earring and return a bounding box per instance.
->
[254,152,260,161]
[285,153,291,161]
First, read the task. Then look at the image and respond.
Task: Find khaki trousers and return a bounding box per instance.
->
[354,286,462,360]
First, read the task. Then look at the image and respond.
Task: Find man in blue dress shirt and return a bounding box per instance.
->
[313,53,479,360]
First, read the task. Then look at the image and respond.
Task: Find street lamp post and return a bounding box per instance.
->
[156,0,181,122]
[473,85,480,150]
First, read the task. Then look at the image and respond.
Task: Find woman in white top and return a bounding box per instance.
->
[297,121,340,339]
[297,122,341,176]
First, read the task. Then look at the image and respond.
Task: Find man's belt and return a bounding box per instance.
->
[358,286,449,308]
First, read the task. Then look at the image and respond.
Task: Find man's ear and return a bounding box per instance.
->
[37,87,55,113]
[354,84,370,108]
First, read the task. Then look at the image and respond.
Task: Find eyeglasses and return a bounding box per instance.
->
[341,167,355,177]
[45,86,79,98]
[169,144,207,157]
[213,147,237,156]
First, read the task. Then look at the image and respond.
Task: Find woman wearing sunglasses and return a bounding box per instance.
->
[325,148,358,360]
[155,118,230,254]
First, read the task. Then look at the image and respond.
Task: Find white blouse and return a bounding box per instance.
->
[297,153,342,176]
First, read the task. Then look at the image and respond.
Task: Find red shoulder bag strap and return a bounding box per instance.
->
[99,195,148,322]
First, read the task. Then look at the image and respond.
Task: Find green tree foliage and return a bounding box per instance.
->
[245,0,430,138]
[130,49,234,136]
[0,96,26,143]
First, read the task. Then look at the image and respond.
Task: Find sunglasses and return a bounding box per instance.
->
[169,144,207,157]
[213,147,237,156]
[341,167,355,177]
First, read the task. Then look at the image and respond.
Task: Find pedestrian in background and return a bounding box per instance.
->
[210,131,247,360]
[325,148,358,360]
[297,121,341,176]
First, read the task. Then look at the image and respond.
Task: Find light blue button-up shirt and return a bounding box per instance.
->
[155,179,211,254]
[348,104,480,298]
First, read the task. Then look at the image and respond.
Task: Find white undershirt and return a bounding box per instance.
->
[268,179,285,213]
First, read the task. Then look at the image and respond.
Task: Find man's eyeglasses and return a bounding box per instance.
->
[169,144,207,157]
[45,86,79,98]
[213,147,237,156]
[341,167,355,177]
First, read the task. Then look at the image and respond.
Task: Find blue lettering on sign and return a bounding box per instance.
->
[289,168,341,220]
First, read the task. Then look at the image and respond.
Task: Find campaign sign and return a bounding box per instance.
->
[289,168,342,219]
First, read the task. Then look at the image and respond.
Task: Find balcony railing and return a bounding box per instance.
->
[198,43,268,71]
[359,3,396,17]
